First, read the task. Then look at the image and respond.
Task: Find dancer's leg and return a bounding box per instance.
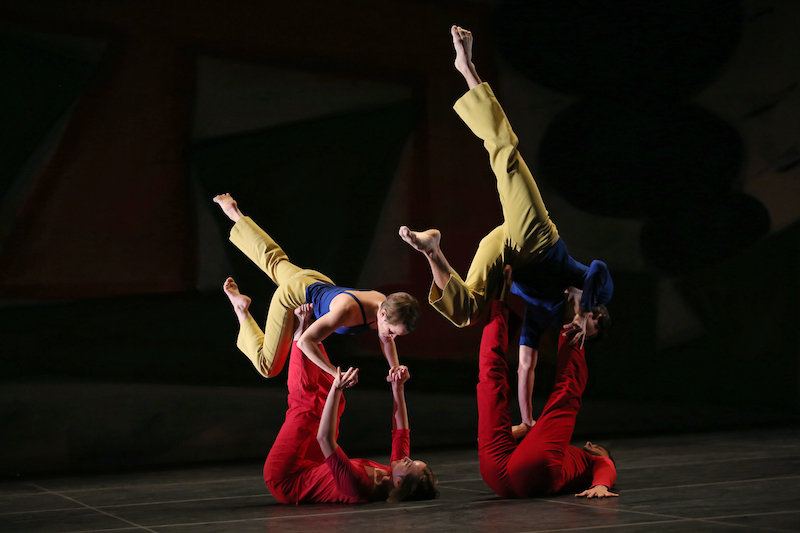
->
[403,27,558,328]
[476,266,517,497]
[216,194,333,377]
[257,273,324,377]
[287,304,344,464]
[451,28,559,263]
[214,194,304,285]
[263,305,327,502]
[222,275,304,378]
[507,328,588,497]
[222,277,274,376]
[401,225,507,328]
[451,25,482,90]
[397,227,452,296]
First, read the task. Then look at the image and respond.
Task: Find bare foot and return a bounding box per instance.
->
[213,193,243,222]
[451,25,473,71]
[222,277,251,323]
[511,421,535,441]
[293,303,315,341]
[399,226,441,256]
[451,25,482,89]
[399,226,453,292]
[499,265,513,302]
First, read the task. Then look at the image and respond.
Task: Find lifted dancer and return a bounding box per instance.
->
[400,26,612,437]
[217,194,419,380]
[263,304,438,504]
[477,266,617,499]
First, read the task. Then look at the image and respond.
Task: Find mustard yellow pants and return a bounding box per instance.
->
[430,83,559,327]
[230,216,333,378]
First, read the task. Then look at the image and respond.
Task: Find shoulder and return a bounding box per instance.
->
[358,290,387,304]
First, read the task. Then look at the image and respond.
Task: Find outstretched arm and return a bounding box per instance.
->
[390,366,411,431]
[317,367,359,458]
[576,455,617,498]
[388,366,412,471]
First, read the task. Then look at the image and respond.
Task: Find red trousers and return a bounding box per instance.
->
[477,301,589,498]
[262,341,344,503]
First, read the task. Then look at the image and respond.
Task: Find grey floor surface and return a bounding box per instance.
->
[3,426,800,533]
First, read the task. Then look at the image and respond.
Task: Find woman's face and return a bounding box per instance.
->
[378,310,409,340]
[392,456,428,486]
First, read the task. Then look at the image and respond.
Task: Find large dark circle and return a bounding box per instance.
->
[640,191,770,275]
[538,99,744,218]
[493,0,744,100]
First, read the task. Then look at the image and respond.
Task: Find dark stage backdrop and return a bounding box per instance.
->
[192,100,418,320]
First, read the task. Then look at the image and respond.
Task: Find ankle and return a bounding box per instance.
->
[235,309,250,324]
[456,61,472,77]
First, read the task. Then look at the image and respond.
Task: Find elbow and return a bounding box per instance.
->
[297,336,312,355]
[316,428,329,447]
[316,432,335,454]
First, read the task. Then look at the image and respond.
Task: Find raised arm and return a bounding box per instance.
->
[390,366,411,431]
[317,367,359,458]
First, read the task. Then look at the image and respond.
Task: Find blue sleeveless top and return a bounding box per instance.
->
[511,238,613,348]
[306,282,376,335]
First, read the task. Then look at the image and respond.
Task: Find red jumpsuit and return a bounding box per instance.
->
[263,341,409,504]
[477,301,616,498]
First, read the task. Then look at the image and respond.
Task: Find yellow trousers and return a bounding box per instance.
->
[430,83,559,327]
[230,216,333,378]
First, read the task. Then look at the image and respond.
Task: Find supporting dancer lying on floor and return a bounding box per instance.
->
[216,194,419,380]
[263,304,438,504]
[400,26,612,438]
[477,267,617,499]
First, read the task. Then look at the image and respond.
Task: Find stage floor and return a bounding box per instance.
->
[3,426,800,533]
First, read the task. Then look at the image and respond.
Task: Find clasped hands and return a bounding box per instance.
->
[332,365,410,390]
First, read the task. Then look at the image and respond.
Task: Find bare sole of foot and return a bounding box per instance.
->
[399,226,441,255]
[222,277,251,321]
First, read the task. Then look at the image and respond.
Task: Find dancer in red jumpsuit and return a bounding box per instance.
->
[263,304,438,504]
[477,267,617,498]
